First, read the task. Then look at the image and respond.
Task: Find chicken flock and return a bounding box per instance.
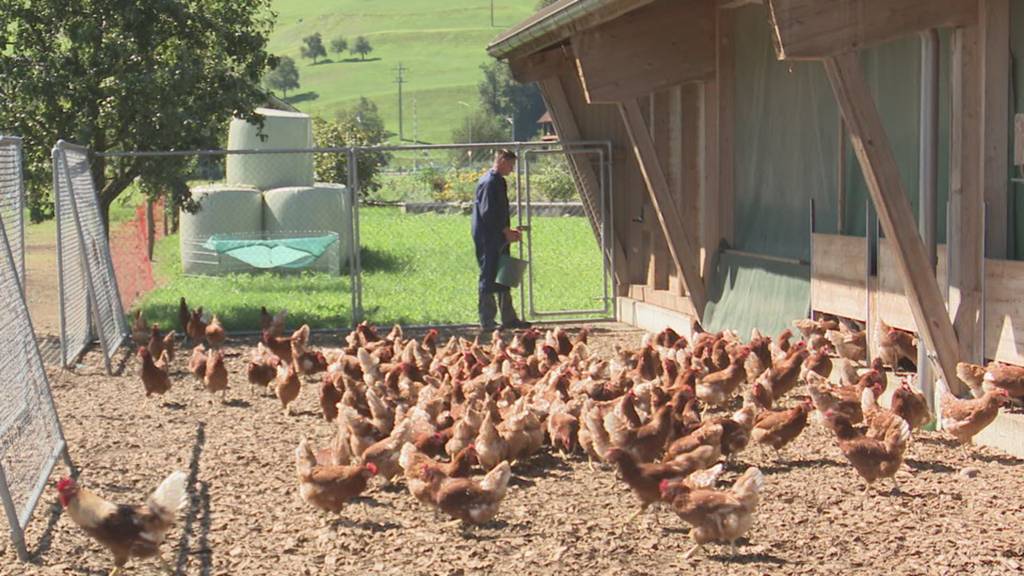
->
[59,303,1023,575]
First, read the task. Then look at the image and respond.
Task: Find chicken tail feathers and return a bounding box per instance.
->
[480,460,512,497]
[687,463,724,489]
[147,471,188,521]
[732,466,764,507]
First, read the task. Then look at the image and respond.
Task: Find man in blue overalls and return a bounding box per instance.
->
[471,149,531,330]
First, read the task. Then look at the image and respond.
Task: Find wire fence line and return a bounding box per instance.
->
[0,212,75,562]
[0,136,25,289]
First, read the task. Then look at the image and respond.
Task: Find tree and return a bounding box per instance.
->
[301,32,327,64]
[330,36,348,57]
[449,110,507,164]
[352,36,373,60]
[265,56,300,97]
[478,60,545,141]
[0,0,276,225]
[313,97,391,193]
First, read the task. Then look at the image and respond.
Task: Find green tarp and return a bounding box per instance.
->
[203,234,337,270]
[703,251,810,339]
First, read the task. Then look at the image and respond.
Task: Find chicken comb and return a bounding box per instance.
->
[56,477,75,492]
[365,462,379,476]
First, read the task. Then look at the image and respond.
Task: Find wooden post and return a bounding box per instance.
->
[823,52,961,391]
[949,25,984,368]
[619,98,708,317]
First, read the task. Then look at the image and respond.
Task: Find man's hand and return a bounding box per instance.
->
[503,228,522,243]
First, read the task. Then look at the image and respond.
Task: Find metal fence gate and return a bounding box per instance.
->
[0,215,75,561]
[0,136,25,289]
[520,142,612,321]
[54,141,129,372]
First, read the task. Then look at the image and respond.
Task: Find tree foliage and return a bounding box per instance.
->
[353,36,374,60]
[265,56,300,97]
[301,32,327,64]
[449,110,508,164]
[313,98,390,193]
[330,36,348,56]
[478,60,545,141]
[0,0,277,223]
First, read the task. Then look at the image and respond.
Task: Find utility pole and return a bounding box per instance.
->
[394,62,407,141]
[490,0,494,26]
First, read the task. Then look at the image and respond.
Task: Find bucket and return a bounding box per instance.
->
[495,255,528,287]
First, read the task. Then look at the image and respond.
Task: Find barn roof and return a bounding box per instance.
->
[486,0,656,60]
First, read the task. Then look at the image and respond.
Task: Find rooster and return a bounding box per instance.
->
[56,471,188,576]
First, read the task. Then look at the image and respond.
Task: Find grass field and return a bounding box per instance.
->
[134,206,607,330]
[267,0,537,144]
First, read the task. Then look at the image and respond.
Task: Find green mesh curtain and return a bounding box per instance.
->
[841,33,953,240]
[704,5,953,337]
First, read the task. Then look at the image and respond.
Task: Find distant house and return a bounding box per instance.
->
[536,110,557,141]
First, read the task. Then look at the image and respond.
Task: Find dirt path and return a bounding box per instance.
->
[22,223,61,336]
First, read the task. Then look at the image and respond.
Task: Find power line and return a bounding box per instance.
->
[394,63,407,142]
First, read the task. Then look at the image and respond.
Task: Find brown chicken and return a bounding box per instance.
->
[877,320,917,370]
[57,471,187,576]
[246,352,278,395]
[295,437,377,513]
[399,443,476,506]
[203,350,229,402]
[547,410,580,455]
[205,314,226,348]
[604,403,674,463]
[605,448,704,521]
[889,379,932,430]
[751,400,811,457]
[262,330,295,364]
[806,371,879,424]
[660,465,765,560]
[940,378,1011,446]
[186,308,207,344]
[956,361,986,397]
[760,342,809,402]
[801,345,832,380]
[422,460,512,526]
[319,376,344,422]
[146,325,175,362]
[981,362,1024,399]
[825,409,910,494]
[138,348,171,399]
[696,347,751,408]
[260,306,288,337]
[664,421,724,463]
[275,361,302,415]
[826,327,867,364]
[177,297,190,334]
[185,347,207,391]
[131,309,149,346]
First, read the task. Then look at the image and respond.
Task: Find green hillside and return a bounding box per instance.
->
[268,0,538,144]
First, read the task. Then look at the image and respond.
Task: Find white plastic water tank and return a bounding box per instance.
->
[226,107,314,190]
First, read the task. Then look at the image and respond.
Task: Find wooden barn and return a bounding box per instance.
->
[488,0,1024,454]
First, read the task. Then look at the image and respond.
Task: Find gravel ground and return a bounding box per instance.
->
[3,322,1024,576]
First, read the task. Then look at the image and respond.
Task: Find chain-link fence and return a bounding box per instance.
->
[65,140,612,347]
[0,215,74,562]
[0,136,25,288]
[54,141,129,372]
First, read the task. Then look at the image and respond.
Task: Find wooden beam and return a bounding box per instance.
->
[823,52,961,391]
[508,45,572,84]
[766,0,977,61]
[980,0,1009,258]
[619,98,707,317]
[950,25,984,367]
[1015,113,1024,167]
[715,7,736,256]
[536,76,629,287]
[572,0,715,103]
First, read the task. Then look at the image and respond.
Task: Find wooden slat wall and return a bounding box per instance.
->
[875,239,949,332]
[810,233,866,320]
[984,258,1024,365]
